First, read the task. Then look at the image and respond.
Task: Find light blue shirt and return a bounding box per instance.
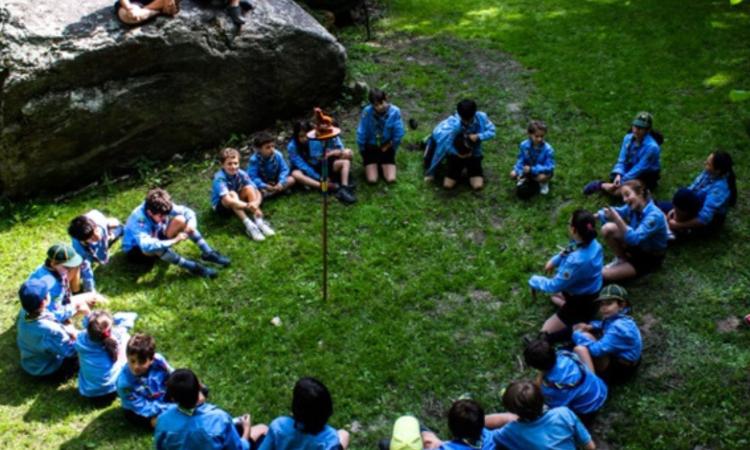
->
[16,309,76,376]
[426,112,496,176]
[122,203,197,254]
[513,139,555,176]
[27,265,75,323]
[287,140,321,180]
[117,353,173,418]
[573,312,642,362]
[611,132,660,181]
[155,403,249,450]
[211,169,255,209]
[491,407,592,450]
[356,104,405,152]
[258,416,341,450]
[688,171,732,224]
[598,200,669,254]
[436,428,496,450]
[75,327,129,397]
[247,150,291,190]
[72,210,114,292]
[541,351,608,415]
[529,240,603,296]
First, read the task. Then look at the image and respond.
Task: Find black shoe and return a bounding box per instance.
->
[335,186,357,205]
[228,6,245,26]
[188,263,218,279]
[201,251,230,267]
[239,0,254,11]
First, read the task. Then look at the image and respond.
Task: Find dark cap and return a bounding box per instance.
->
[595,284,629,304]
[19,279,50,313]
[632,111,653,129]
[47,243,82,268]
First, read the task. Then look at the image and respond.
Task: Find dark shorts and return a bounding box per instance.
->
[214,202,235,218]
[625,246,665,276]
[600,357,641,385]
[556,291,600,327]
[126,246,159,265]
[362,144,396,166]
[446,154,483,180]
[124,409,156,429]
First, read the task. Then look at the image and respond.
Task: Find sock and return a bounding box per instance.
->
[159,249,198,271]
[242,217,255,229]
[189,230,213,254]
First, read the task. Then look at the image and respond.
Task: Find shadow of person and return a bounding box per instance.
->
[59,407,152,449]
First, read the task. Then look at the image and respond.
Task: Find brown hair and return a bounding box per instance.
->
[145,188,173,215]
[527,120,547,134]
[219,147,240,163]
[502,380,544,421]
[126,333,156,362]
[88,310,118,361]
[622,179,650,200]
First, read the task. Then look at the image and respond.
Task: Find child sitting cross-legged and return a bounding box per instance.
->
[117,333,173,428]
[247,132,296,198]
[68,210,123,293]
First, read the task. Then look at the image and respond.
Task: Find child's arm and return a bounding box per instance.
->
[531,145,555,175]
[611,135,630,176]
[528,257,580,294]
[276,153,291,186]
[513,143,526,175]
[389,108,406,151]
[247,157,269,190]
[622,209,664,248]
[484,413,518,429]
[356,109,369,153]
[287,142,322,180]
[621,143,659,182]
[43,326,77,359]
[476,112,496,142]
[79,260,96,293]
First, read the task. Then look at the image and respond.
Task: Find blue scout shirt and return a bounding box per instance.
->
[491,407,592,450]
[117,353,173,418]
[75,326,129,397]
[611,132,660,181]
[122,203,197,254]
[211,168,255,209]
[288,140,322,180]
[356,104,406,153]
[435,428,496,450]
[598,200,669,254]
[541,351,608,415]
[573,312,642,362]
[155,403,249,450]
[27,265,75,323]
[513,139,555,176]
[258,416,341,450]
[688,170,732,224]
[16,309,76,376]
[72,210,115,292]
[247,150,291,190]
[426,112,496,176]
[529,240,603,296]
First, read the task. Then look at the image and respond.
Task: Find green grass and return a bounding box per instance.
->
[2,0,750,448]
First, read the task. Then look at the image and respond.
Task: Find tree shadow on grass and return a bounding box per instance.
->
[59,408,151,450]
[93,251,203,297]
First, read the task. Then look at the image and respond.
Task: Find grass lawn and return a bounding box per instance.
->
[1,0,750,448]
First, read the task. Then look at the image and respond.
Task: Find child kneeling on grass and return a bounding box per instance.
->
[16,279,79,380]
[69,210,123,293]
[259,377,350,450]
[155,368,268,450]
[123,188,229,278]
[117,333,173,428]
[213,147,275,241]
[488,380,595,450]
[510,120,555,197]
[356,88,405,184]
[248,132,296,198]
[573,284,642,385]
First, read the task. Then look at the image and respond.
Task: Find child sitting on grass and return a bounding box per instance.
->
[212,147,275,241]
[524,338,608,424]
[16,280,79,379]
[510,120,555,197]
[429,399,495,450]
[247,132,296,198]
[69,210,123,293]
[259,377,350,450]
[356,88,405,184]
[75,310,131,405]
[489,380,595,450]
[123,188,229,278]
[307,108,357,204]
[117,333,173,428]
[155,368,268,449]
[573,284,642,385]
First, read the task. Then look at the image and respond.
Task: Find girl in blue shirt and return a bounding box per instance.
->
[75,310,129,405]
[598,179,669,282]
[510,120,555,197]
[529,210,603,341]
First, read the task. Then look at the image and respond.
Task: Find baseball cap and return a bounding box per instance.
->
[595,284,629,304]
[47,243,82,268]
[19,279,50,313]
[632,112,653,129]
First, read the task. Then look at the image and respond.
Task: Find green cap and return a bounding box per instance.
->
[47,243,82,268]
[632,111,653,129]
[595,284,629,303]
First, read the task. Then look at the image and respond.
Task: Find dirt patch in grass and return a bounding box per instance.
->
[716,315,740,333]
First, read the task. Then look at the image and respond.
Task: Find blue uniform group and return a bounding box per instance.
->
[71,210,121,293]
[513,139,556,177]
[154,403,249,450]
[425,112,496,176]
[611,132,661,182]
[247,150,291,190]
[598,200,669,254]
[356,104,405,153]
[259,416,342,450]
[491,407,592,450]
[26,265,75,323]
[288,137,344,180]
[528,240,603,296]
[117,353,173,420]
[211,168,256,210]
[75,326,129,397]
[122,203,197,254]
[16,309,76,376]
[573,312,642,363]
[541,351,608,415]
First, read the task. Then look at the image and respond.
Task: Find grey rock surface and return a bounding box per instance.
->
[0,0,346,197]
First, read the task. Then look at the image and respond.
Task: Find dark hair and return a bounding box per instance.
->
[292,121,313,146]
[126,333,156,362]
[456,99,477,122]
[527,120,547,134]
[369,88,387,105]
[712,151,737,206]
[502,380,544,422]
[627,126,664,145]
[523,338,556,372]
[145,188,173,215]
[292,377,333,434]
[219,147,240,163]
[254,131,276,148]
[447,399,484,444]
[88,310,118,362]
[622,179,650,200]
[167,369,201,409]
[571,209,597,244]
[68,215,96,241]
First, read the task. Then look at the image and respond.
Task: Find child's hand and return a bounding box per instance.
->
[239,414,251,439]
[175,232,189,243]
[509,170,517,179]
[468,134,479,143]
[93,292,108,304]
[667,209,676,220]
[523,165,531,174]
[603,207,615,220]
[544,260,555,273]
[613,174,622,186]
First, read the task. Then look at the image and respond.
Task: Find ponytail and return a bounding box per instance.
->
[88,310,118,362]
[712,151,737,207]
[571,209,597,244]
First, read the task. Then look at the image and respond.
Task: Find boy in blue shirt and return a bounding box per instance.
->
[247,132,295,197]
[357,88,405,184]
[424,99,496,191]
[428,399,495,450]
[68,210,123,292]
[524,339,607,423]
[510,120,555,197]
[117,333,173,428]
[123,188,229,278]
[16,279,79,379]
[155,368,268,450]
[573,284,642,385]
[489,380,595,450]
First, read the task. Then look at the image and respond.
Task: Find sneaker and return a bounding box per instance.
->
[188,263,218,279]
[540,182,550,195]
[227,5,245,26]
[255,218,275,237]
[201,251,230,267]
[245,223,265,241]
[604,257,623,269]
[583,180,603,196]
[335,186,357,205]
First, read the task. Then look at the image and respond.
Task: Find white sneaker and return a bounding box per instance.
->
[255,218,275,237]
[245,223,265,241]
[540,182,550,195]
[604,257,623,269]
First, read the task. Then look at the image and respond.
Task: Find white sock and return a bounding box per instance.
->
[243,217,255,229]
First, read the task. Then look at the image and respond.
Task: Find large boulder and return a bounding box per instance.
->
[0,0,346,198]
